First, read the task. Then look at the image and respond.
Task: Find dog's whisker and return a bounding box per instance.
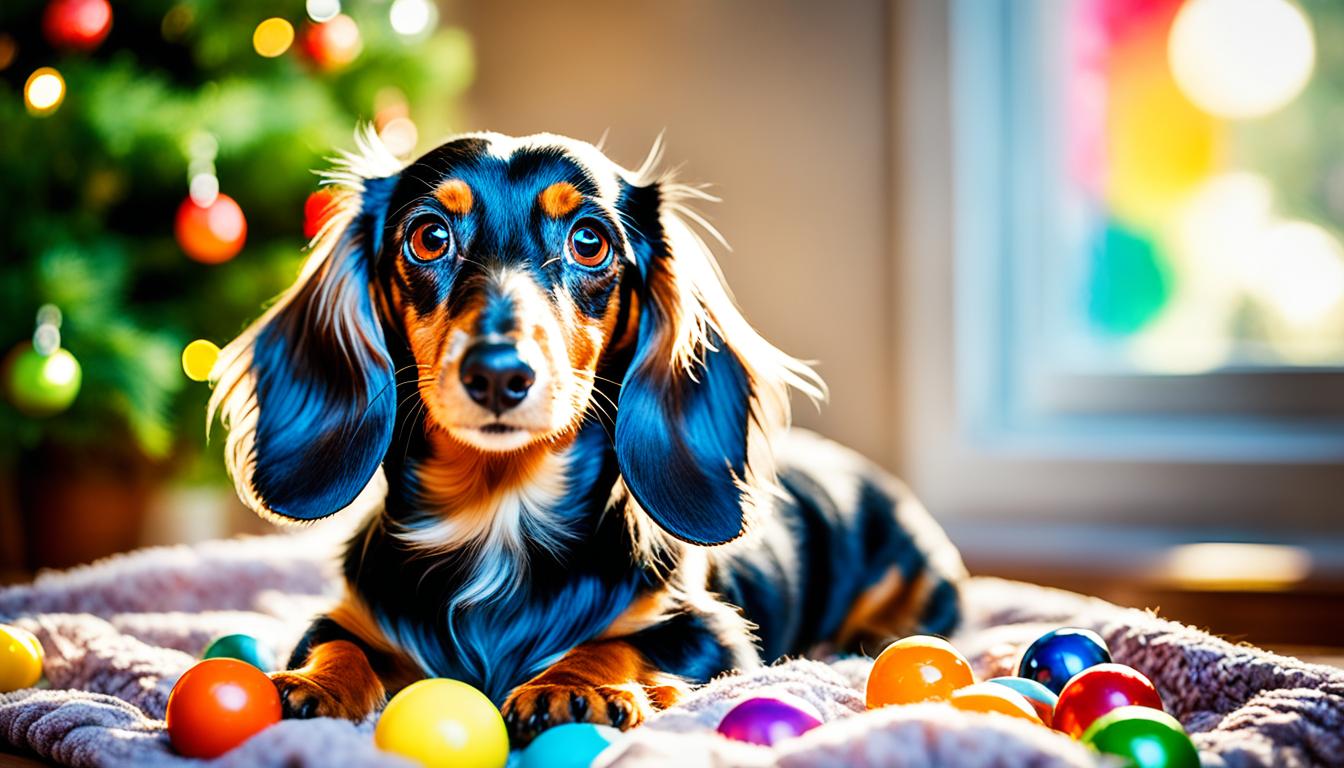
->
[571,369,625,389]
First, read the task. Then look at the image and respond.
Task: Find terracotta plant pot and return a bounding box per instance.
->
[13,440,161,570]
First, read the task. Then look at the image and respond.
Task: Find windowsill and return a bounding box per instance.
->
[950,520,1344,647]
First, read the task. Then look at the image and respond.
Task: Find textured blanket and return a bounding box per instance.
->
[1,526,1341,768]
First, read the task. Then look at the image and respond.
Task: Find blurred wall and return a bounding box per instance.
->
[456,0,896,466]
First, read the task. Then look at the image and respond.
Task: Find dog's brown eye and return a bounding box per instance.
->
[568,224,610,268]
[410,220,452,262]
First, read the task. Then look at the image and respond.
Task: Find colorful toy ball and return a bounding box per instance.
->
[202,633,276,672]
[0,624,44,693]
[866,635,975,708]
[986,677,1058,726]
[517,723,621,768]
[949,683,1043,725]
[1054,663,1163,738]
[165,658,281,758]
[374,678,507,768]
[1015,627,1111,695]
[1082,706,1199,768]
[716,694,824,746]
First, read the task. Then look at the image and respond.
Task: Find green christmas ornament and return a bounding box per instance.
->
[202,633,276,672]
[5,343,81,417]
[1082,706,1199,768]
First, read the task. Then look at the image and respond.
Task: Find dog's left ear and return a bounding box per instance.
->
[614,175,825,545]
[210,131,403,523]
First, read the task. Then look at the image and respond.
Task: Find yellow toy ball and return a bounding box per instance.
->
[181,339,220,383]
[0,624,44,693]
[374,678,508,768]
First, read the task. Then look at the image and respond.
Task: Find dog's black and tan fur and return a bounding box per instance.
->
[209,130,965,744]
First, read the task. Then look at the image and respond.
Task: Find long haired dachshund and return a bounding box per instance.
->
[209,130,965,743]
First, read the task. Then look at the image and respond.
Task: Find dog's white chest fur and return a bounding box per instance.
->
[394,444,576,604]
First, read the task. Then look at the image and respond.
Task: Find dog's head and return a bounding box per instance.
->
[210,130,823,545]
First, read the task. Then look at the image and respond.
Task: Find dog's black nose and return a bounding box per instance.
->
[459,343,535,414]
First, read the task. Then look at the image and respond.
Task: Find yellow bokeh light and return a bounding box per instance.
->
[24,67,65,115]
[182,339,221,382]
[253,17,295,58]
[1105,28,1219,227]
[1169,0,1315,120]
[1162,543,1311,591]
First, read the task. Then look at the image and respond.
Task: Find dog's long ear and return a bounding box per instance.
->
[208,129,402,523]
[614,158,826,545]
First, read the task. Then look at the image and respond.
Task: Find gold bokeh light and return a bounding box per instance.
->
[25,67,66,115]
[253,17,295,58]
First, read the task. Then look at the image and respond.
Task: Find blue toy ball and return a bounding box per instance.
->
[517,723,621,768]
[1015,627,1111,695]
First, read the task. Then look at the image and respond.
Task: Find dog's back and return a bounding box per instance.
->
[712,429,966,660]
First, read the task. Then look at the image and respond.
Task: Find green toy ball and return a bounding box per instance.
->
[5,344,81,416]
[1082,705,1199,768]
[202,633,276,672]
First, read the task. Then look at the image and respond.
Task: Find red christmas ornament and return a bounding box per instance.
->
[1053,663,1163,738]
[176,193,247,264]
[300,14,362,72]
[303,188,339,240]
[42,0,112,51]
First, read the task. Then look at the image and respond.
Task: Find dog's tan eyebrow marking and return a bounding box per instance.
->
[538,181,583,218]
[434,179,473,214]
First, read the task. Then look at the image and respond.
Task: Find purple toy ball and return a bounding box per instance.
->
[716,694,823,747]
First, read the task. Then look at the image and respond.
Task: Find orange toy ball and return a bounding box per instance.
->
[166,658,281,758]
[865,635,975,708]
[950,683,1044,725]
[175,193,247,264]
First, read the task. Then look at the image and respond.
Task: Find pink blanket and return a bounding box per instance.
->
[1,530,1340,767]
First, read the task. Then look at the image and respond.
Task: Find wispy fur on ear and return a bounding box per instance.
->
[614,143,826,545]
[208,126,404,523]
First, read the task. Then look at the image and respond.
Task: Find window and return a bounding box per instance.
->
[951,0,1344,464]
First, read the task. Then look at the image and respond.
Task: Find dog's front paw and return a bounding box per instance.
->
[271,670,382,721]
[502,683,656,744]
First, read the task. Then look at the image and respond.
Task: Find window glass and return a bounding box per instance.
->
[1060,0,1344,373]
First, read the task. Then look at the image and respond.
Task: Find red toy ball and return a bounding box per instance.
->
[1053,663,1163,738]
[166,658,281,758]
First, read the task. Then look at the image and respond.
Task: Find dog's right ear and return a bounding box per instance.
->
[209,133,402,523]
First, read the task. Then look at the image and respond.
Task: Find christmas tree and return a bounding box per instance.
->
[0,0,472,481]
